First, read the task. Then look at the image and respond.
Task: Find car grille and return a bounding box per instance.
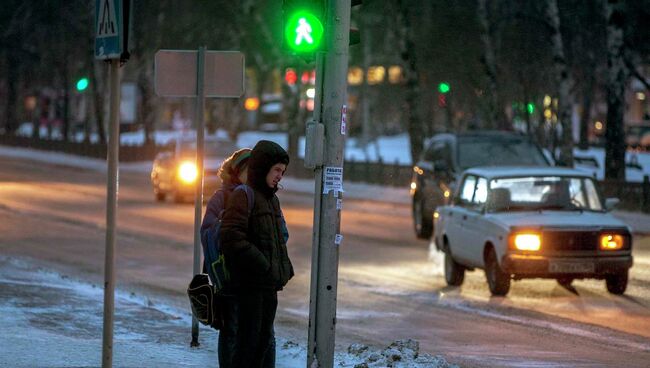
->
[542,230,600,252]
[541,229,630,254]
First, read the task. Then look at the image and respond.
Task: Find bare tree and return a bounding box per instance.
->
[397,0,424,163]
[477,0,506,130]
[603,0,627,180]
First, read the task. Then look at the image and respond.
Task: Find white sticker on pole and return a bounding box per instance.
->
[335,234,343,245]
[340,105,347,135]
[323,166,344,194]
[336,198,342,210]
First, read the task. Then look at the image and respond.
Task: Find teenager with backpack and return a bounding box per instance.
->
[200,147,273,368]
[220,140,294,368]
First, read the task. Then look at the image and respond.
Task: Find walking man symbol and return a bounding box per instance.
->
[295,18,313,45]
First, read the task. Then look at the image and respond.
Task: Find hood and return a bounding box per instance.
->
[488,211,630,230]
[247,140,289,197]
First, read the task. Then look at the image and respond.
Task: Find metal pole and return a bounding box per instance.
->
[307,1,351,367]
[191,46,207,347]
[102,59,121,368]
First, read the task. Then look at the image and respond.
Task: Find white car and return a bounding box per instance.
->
[151,136,237,203]
[433,166,633,296]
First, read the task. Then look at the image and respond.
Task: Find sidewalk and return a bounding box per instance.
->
[0,256,455,368]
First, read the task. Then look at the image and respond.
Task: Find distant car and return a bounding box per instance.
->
[433,166,633,296]
[151,136,237,203]
[410,131,551,239]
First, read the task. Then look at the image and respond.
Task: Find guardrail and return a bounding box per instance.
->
[1,134,648,212]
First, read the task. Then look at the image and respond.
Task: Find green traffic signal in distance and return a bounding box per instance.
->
[284,11,324,53]
[526,102,535,115]
[438,82,450,94]
[76,77,89,92]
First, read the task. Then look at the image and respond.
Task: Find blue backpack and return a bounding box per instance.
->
[203,184,254,293]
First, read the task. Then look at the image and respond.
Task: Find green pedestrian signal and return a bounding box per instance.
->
[284,11,324,53]
[76,77,89,92]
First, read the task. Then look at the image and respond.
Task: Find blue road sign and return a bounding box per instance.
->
[95,0,124,60]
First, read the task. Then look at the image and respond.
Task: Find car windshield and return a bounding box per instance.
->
[178,140,237,158]
[458,138,549,169]
[487,176,603,212]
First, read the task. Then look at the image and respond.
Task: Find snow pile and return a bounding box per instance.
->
[341,340,458,368]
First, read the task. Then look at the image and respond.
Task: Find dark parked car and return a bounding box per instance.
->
[151,136,237,203]
[410,131,552,239]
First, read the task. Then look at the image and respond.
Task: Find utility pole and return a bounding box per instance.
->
[307,1,352,367]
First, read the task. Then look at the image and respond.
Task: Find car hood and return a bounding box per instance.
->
[488,211,630,230]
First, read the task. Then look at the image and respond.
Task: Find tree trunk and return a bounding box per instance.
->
[62,60,70,141]
[604,0,627,180]
[546,0,574,166]
[477,0,505,130]
[578,59,595,150]
[4,49,19,135]
[398,0,424,164]
[137,58,155,146]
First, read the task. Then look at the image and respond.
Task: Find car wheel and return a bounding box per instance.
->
[412,195,433,240]
[155,191,166,202]
[485,248,510,296]
[173,191,187,204]
[605,270,628,295]
[444,249,465,286]
[557,277,573,287]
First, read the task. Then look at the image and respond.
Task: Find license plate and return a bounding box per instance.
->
[549,261,595,273]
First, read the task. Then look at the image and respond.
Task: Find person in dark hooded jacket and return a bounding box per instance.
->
[220,140,294,368]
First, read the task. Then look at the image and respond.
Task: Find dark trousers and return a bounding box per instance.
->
[230,290,278,368]
[218,295,276,368]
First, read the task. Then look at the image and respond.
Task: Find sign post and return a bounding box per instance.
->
[95,0,131,367]
[154,49,244,346]
[306,1,352,367]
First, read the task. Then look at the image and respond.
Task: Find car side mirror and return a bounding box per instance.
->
[605,197,620,211]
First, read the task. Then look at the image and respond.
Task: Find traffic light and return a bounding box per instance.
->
[285,68,298,85]
[76,77,89,92]
[283,0,325,55]
[438,82,450,94]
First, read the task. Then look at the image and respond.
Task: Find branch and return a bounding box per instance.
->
[624,57,650,91]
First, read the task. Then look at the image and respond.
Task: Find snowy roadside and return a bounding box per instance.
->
[0,144,410,205]
[0,256,456,368]
[1,144,649,234]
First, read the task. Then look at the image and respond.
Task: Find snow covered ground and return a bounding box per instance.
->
[0,256,456,368]
[20,123,649,181]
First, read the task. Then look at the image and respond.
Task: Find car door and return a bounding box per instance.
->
[460,176,488,267]
[444,175,477,265]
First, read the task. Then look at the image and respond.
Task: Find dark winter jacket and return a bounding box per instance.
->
[220,141,293,291]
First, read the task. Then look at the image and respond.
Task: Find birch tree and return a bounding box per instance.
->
[546,0,574,166]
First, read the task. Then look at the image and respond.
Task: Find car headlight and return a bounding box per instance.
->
[513,233,541,251]
[600,234,624,250]
[178,161,198,184]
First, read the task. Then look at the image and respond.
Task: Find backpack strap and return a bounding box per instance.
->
[234,184,255,216]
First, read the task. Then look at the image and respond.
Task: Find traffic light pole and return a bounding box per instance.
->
[307,1,352,367]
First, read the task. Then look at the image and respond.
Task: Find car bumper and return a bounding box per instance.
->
[502,253,633,279]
